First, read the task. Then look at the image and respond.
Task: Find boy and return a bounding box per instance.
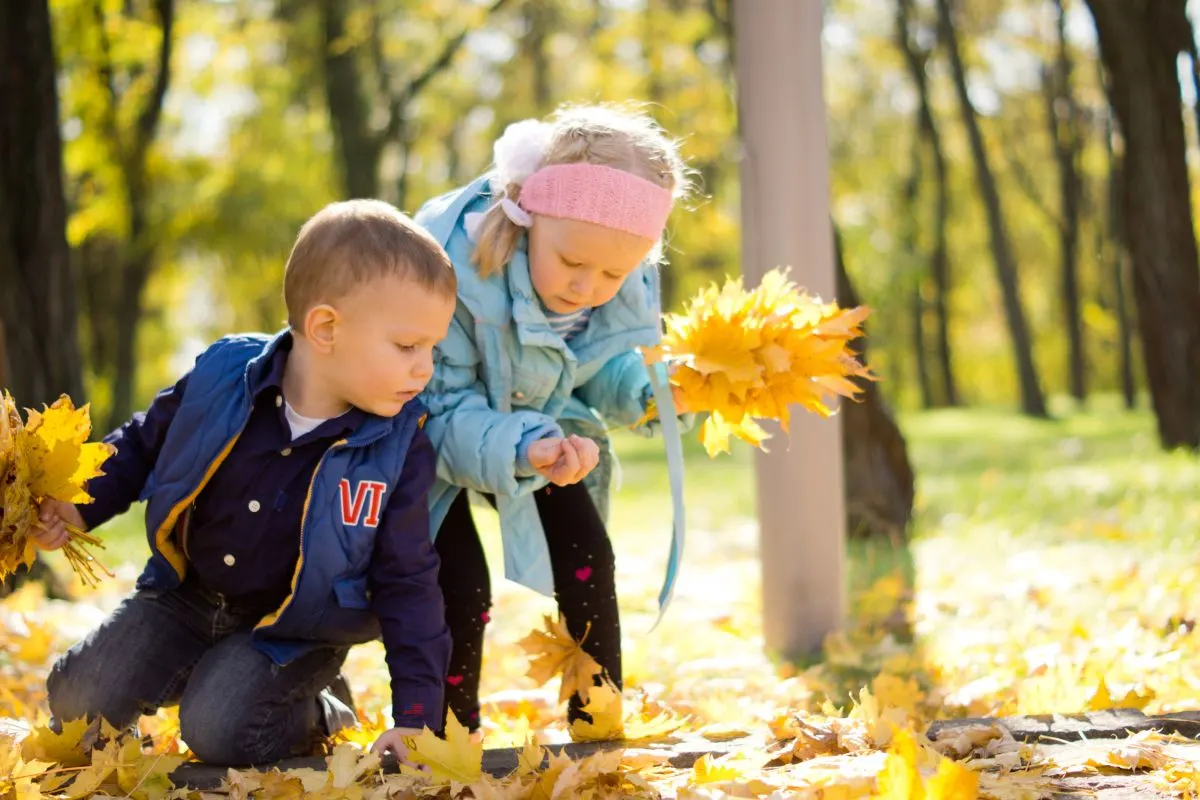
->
[33,200,456,765]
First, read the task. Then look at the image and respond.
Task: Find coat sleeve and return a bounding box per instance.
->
[423,307,562,496]
[575,349,696,437]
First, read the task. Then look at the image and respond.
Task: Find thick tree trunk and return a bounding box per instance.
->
[1087,0,1200,448]
[1049,0,1086,404]
[936,0,1047,417]
[0,0,84,408]
[835,228,916,542]
[896,0,959,407]
[0,0,83,600]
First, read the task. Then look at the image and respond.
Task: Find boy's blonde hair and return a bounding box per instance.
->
[473,104,688,278]
[284,199,455,328]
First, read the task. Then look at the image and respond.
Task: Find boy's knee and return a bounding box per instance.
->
[179,700,262,766]
[47,652,128,729]
[179,692,314,766]
[46,655,87,723]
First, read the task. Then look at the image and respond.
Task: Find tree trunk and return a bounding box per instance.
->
[0,0,84,409]
[96,0,173,431]
[106,255,153,432]
[896,0,958,406]
[902,134,934,408]
[1086,0,1200,448]
[835,227,916,542]
[1049,0,1087,404]
[936,0,1048,417]
[526,0,552,110]
[0,0,83,600]
[321,0,380,199]
[642,0,679,308]
[1102,107,1137,410]
[0,322,7,389]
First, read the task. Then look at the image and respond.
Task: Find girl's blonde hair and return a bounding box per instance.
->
[473,104,688,278]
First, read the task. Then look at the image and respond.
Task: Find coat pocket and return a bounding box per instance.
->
[511,366,557,408]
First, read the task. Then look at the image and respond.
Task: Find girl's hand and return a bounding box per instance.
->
[527,435,599,486]
[371,726,424,768]
[32,498,86,551]
[566,434,599,476]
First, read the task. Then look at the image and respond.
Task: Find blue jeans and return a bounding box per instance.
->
[47,576,348,766]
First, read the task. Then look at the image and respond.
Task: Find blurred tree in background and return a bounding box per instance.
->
[8,0,1200,449]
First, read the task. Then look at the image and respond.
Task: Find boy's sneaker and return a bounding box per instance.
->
[317,673,358,736]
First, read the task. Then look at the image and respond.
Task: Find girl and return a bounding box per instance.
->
[415,104,689,733]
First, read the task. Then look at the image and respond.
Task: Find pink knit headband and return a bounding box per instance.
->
[517,163,674,240]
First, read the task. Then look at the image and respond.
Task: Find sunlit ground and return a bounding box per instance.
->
[6,395,1200,752]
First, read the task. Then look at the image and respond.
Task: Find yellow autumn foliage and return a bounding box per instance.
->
[646,268,874,456]
[0,393,115,586]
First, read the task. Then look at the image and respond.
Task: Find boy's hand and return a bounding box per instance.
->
[32,498,86,551]
[527,435,599,486]
[371,726,424,768]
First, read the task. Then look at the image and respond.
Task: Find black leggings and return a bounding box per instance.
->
[435,482,621,731]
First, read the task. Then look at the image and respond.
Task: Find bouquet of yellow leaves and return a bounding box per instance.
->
[0,393,115,586]
[645,268,874,457]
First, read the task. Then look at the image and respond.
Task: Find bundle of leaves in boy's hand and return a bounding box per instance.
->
[0,392,115,586]
[644,267,875,456]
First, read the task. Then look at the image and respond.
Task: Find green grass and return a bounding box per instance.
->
[904,394,1200,554]
[73,394,1190,596]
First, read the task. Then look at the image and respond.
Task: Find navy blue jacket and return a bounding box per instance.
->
[80,332,450,730]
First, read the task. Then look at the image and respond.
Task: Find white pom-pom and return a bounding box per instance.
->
[491,119,552,193]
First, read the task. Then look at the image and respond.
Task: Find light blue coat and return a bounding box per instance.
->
[416,175,686,615]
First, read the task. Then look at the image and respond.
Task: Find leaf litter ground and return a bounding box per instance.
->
[5,401,1200,798]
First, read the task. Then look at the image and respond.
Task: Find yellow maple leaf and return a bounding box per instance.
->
[115,738,184,800]
[468,772,529,800]
[21,717,93,768]
[21,396,115,504]
[850,687,914,749]
[9,617,55,664]
[692,753,743,785]
[327,742,380,789]
[0,392,16,480]
[874,728,924,800]
[252,770,308,800]
[516,613,603,705]
[62,735,123,800]
[1087,731,1170,771]
[926,758,979,800]
[515,733,545,776]
[624,698,686,742]
[871,674,926,720]
[332,709,390,752]
[568,681,624,742]
[403,711,482,787]
[1086,678,1154,712]
[529,748,575,800]
[547,749,625,798]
